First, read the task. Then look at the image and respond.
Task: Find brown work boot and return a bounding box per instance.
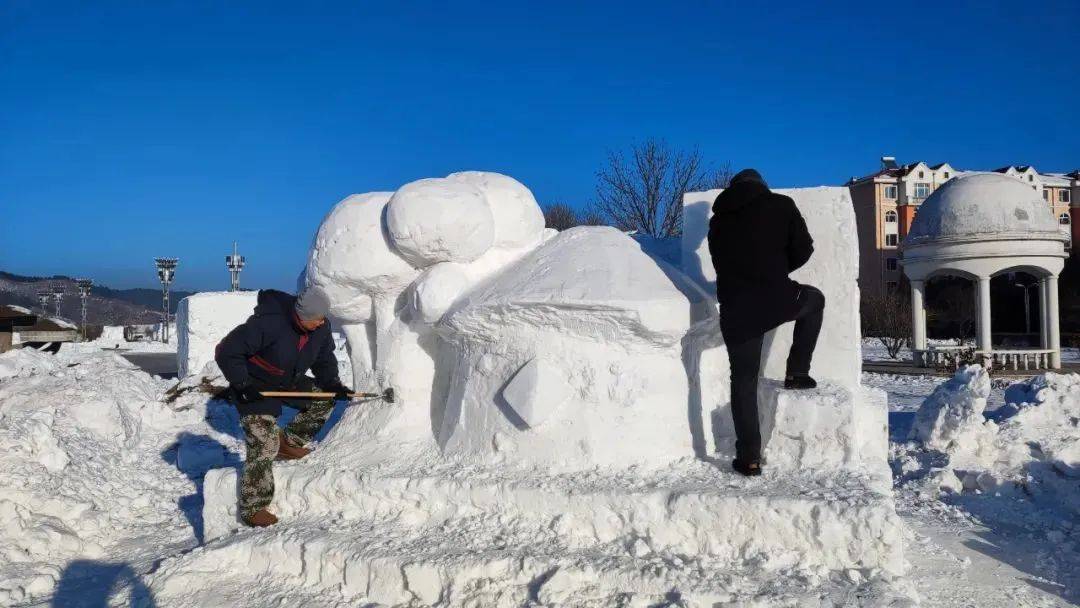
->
[276,430,311,461]
[243,508,278,527]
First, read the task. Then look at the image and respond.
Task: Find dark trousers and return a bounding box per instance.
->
[727,285,825,461]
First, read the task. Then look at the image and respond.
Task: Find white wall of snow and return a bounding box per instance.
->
[681,186,861,389]
[176,292,258,378]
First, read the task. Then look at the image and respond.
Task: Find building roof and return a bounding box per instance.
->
[0,305,74,332]
[905,173,1065,246]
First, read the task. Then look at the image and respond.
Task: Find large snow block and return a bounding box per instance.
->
[682,187,861,389]
[176,291,258,378]
[758,382,888,480]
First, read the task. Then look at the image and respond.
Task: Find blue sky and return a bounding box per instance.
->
[2,1,1077,291]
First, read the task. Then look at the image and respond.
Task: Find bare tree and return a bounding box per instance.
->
[543,203,579,231]
[543,202,609,231]
[861,290,912,359]
[595,139,731,238]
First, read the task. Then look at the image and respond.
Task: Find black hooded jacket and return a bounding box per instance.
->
[707,179,814,344]
[215,289,341,416]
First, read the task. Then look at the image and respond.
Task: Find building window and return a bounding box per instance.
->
[1028,174,1034,182]
[1061,213,1072,225]
[918,171,924,178]
[886,281,898,292]
[886,257,898,271]
[883,185,897,199]
[943,171,950,179]
[885,233,899,247]
[884,210,897,223]
[1044,189,1050,201]
[1060,190,1071,203]
[914,183,931,198]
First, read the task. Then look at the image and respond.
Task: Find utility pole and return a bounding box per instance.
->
[226,241,245,291]
[76,279,93,341]
[155,258,179,343]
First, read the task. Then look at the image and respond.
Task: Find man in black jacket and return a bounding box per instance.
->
[215,288,350,527]
[708,169,825,476]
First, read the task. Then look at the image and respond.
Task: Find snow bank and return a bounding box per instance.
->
[907,366,1080,501]
[176,291,258,377]
[0,347,220,604]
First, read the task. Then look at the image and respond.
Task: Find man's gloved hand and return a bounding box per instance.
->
[232,384,263,404]
[324,382,353,401]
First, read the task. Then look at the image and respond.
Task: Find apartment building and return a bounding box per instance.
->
[848,157,1079,298]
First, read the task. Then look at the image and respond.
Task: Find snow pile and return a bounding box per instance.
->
[0,347,61,380]
[905,366,1080,500]
[0,346,242,604]
[176,291,258,377]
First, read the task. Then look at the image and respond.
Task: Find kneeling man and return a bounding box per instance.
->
[215,288,350,527]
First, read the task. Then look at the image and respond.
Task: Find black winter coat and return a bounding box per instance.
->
[215,289,341,416]
[707,180,815,345]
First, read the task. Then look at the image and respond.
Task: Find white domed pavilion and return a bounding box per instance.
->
[901,173,1069,369]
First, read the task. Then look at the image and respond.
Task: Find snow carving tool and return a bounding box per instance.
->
[259,388,395,403]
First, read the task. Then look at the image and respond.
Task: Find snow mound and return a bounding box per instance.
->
[908,367,1080,500]
[908,365,993,453]
[0,348,216,604]
[0,347,61,380]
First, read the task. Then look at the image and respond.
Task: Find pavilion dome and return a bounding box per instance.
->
[904,173,1063,246]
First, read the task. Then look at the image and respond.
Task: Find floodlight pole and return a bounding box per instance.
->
[52,290,64,318]
[155,258,179,343]
[37,292,51,316]
[76,279,93,341]
[225,241,245,291]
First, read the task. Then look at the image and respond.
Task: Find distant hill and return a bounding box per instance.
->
[0,270,195,326]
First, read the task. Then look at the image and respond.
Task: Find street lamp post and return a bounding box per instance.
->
[225,241,245,291]
[37,291,51,316]
[155,258,179,343]
[76,279,93,341]
[51,290,64,318]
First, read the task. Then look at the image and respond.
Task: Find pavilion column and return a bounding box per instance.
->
[977,276,992,363]
[910,280,927,365]
[1039,278,1049,349]
[1047,275,1061,369]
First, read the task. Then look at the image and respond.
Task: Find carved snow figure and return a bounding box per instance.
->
[159,173,907,607]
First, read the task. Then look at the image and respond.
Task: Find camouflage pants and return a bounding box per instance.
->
[239,400,335,518]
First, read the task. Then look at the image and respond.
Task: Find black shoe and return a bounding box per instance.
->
[732,458,763,477]
[784,375,818,390]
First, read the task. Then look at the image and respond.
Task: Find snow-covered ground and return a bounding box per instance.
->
[865,370,1079,607]
[2,342,1076,606]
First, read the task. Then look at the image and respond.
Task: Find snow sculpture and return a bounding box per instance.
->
[163,173,906,605]
[437,226,716,468]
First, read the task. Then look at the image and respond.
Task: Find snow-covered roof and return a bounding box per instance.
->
[905,173,1065,246]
